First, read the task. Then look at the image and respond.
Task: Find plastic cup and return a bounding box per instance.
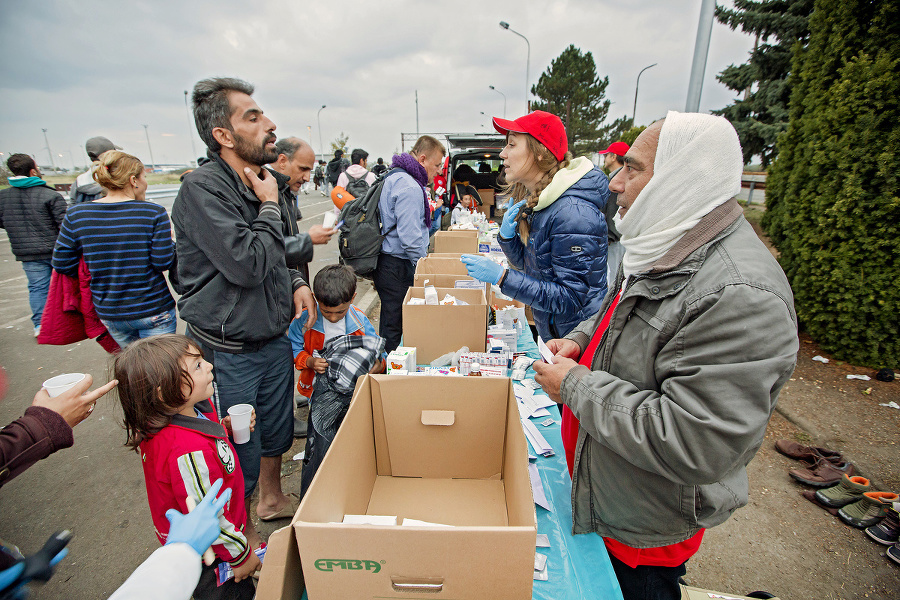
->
[227,404,253,444]
[322,211,337,229]
[42,373,87,398]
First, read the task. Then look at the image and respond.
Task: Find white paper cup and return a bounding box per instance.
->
[322,211,337,229]
[227,403,253,444]
[42,373,87,398]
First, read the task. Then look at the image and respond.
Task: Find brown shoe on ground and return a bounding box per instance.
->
[775,439,843,463]
[789,459,855,488]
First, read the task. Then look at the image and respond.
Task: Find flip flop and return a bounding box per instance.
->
[258,493,299,521]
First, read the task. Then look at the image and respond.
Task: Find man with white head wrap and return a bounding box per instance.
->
[534,112,799,600]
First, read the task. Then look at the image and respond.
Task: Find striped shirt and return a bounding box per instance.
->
[52,200,176,321]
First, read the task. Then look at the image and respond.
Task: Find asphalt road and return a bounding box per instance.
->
[0,184,348,599]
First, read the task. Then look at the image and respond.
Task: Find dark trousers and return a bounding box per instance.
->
[193,560,255,599]
[608,554,687,600]
[372,252,415,353]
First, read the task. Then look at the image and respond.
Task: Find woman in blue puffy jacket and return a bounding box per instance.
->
[461,111,609,339]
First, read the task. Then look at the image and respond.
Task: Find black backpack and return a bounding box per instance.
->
[344,172,371,200]
[326,159,345,185]
[337,169,400,278]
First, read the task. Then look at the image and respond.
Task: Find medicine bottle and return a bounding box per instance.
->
[468,362,482,376]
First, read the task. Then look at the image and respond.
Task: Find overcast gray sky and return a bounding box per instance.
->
[0,0,755,170]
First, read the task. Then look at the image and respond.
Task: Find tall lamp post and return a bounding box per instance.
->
[41,128,56,172]
[316,105,327,159]
[488,85,507,118]
[685,0,716,112]
[632,63,657,125]
[142,124,156,172]
[499,21,530,113]
[184,90,198,165]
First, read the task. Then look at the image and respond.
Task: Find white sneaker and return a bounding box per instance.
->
[34,326,40,338]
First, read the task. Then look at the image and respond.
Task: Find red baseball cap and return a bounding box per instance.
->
[599,141,630,157]
[492,110,568,161]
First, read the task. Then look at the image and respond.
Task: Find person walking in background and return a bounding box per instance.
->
[335,148,376,201]
[600,141,629,284]
[52,151,176,348]
[373,136,446,351]
[0,154,68,337]
[461,110,610,340]
[69,136,121,203]
[324,149,348,196]
[372,157,387,177]
[313,160,327,195]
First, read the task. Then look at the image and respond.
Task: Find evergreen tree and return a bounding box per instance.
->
[712,0,814,167]
[530,45,616,156]
[764,0,900,367]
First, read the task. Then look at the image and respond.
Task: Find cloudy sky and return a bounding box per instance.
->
[0,0,755,170]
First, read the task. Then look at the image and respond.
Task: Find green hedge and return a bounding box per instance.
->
[763,0,900,368]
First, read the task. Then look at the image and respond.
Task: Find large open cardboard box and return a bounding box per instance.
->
[433,230,479,254]
[257,376,536,600]
[402,287,487,362]
[413,273,490,297]
[414,256,469,276]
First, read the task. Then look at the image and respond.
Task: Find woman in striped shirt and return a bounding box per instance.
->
[53,151,176,348]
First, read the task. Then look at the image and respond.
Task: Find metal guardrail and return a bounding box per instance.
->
[145,187,179,201]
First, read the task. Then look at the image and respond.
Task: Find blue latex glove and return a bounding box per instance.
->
[499,200,527,239]
[165,479,232,557]
[0,548,67,599]
[460,254,505,285]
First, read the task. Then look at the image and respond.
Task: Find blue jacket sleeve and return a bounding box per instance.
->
[51,213,80,277]
[287,311,309,358]
[500,203,607,317]
[498,231,526,271]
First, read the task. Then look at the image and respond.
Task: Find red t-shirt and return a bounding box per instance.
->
[560,290,704,568]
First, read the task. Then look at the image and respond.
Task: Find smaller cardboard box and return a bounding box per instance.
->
[413,273,490,296]
[414,256,469,277]
[403,287,487,362]
[433,230,479,254]
[475,189,495,216]
[292,375,536,600]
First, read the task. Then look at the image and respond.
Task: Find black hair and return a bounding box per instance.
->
[350,148,368,166]
[313,264,357,307]
[376,157,384,165]
[7,153,36,177]
[192,77,255,154]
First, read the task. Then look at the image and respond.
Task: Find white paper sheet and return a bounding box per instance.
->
[537,336,555,364]
[528,462,552,511]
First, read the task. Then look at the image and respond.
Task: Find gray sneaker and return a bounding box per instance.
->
[839,492,900,528]
[815,474,871,508]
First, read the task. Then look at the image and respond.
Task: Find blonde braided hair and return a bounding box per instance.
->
[501,134,572,244]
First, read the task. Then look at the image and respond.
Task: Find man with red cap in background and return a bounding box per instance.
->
[600,141,629,282]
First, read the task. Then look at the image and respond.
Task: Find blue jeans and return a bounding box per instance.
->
[22,260,53,328]
[100,307,177,348]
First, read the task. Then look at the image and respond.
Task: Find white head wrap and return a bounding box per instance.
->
[614,111,743,277]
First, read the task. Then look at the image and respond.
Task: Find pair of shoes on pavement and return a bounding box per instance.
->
[776,439,855,487]
[814,475,898,528]
[862,499,900,567]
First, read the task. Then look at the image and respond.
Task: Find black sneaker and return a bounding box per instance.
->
[866,505,900,545]
[887,542,900,566]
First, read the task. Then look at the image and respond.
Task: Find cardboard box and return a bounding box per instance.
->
[291,375,537,600]
[475,189,495,217]
[403,287,487,363]
[433,230,479,254]
[413,274,490,297]
[490,290,526,310]
[414,256,469,277]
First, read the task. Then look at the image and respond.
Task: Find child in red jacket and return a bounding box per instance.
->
[114,334,260,599]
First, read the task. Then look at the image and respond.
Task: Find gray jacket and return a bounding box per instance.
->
[561,198,798,547]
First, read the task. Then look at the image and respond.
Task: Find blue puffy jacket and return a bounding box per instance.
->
[499,158,609,339]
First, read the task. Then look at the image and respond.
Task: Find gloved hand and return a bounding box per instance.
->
[499,200,527,239]
[165,479,232,557]
[460,254,506,285]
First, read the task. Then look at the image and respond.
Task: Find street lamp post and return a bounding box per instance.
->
[41,129,56,172]
[633,63,657,125]
[317,105,327,159]
[184,90,198,166]
[499,21,530,113]
[489,86,507,118]
[685,0,717,112]
[142,124,156,172]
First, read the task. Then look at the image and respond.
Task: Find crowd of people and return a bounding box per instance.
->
[0,73,801,600]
